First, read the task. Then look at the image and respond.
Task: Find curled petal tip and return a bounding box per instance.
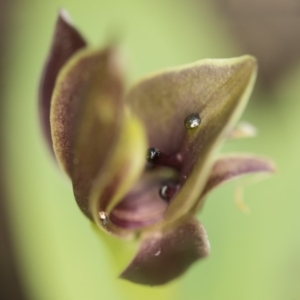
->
[233,55,257,70]
[119,219,210,285]
[39,11,86,155]
[201,154,276,199]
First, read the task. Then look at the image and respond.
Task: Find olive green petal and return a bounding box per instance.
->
[126,56,256,155]
[51,47,125,217]
[200,154,276,201]
[120,218,210,285]
[164,56,257,221]
[39,10,86,154]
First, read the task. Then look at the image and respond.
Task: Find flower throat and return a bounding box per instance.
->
[146,113,201,202]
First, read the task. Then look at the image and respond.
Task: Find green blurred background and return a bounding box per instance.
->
[1,0,300,299]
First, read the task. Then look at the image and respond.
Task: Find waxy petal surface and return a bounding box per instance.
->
[39,10,86,152]
[51,47,125,217]
[120,218,210,285]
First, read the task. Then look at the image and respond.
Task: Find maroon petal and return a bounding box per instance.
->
[39,10,86,153]
[51,47,125,218]
[200,154,276,199]
[120,218,210,285]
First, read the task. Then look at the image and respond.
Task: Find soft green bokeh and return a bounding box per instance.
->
[3,0,300,299]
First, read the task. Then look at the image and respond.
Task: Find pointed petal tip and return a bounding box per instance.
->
[234,54,257,66]
[58,8,73,25]
[241,54,257,63]
[232,55,258,78]
[39,10,86,156]
[204,54,257,70]
[245,55,257,73]
[219,55,257,82]
[242,55,258,78]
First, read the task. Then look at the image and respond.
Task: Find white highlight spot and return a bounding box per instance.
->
[99,211,108,226]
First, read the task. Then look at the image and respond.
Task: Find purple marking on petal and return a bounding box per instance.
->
[201,154,276,198]
[39,10,86,154]
[109,213,162,229]
[109,175,168,229]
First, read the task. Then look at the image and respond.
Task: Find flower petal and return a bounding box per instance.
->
[127,56,256,154]
[39,10,86,153]
[163,56,257,221]
[88,113,148,234]
[51,47,126,217]
[120,218,210,285]
[200,154,276,199]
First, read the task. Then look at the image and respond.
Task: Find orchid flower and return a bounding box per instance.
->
[39,10,275,286]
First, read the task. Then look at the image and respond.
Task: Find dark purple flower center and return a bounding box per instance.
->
[108,113,201,229]
[146,147,183,171]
